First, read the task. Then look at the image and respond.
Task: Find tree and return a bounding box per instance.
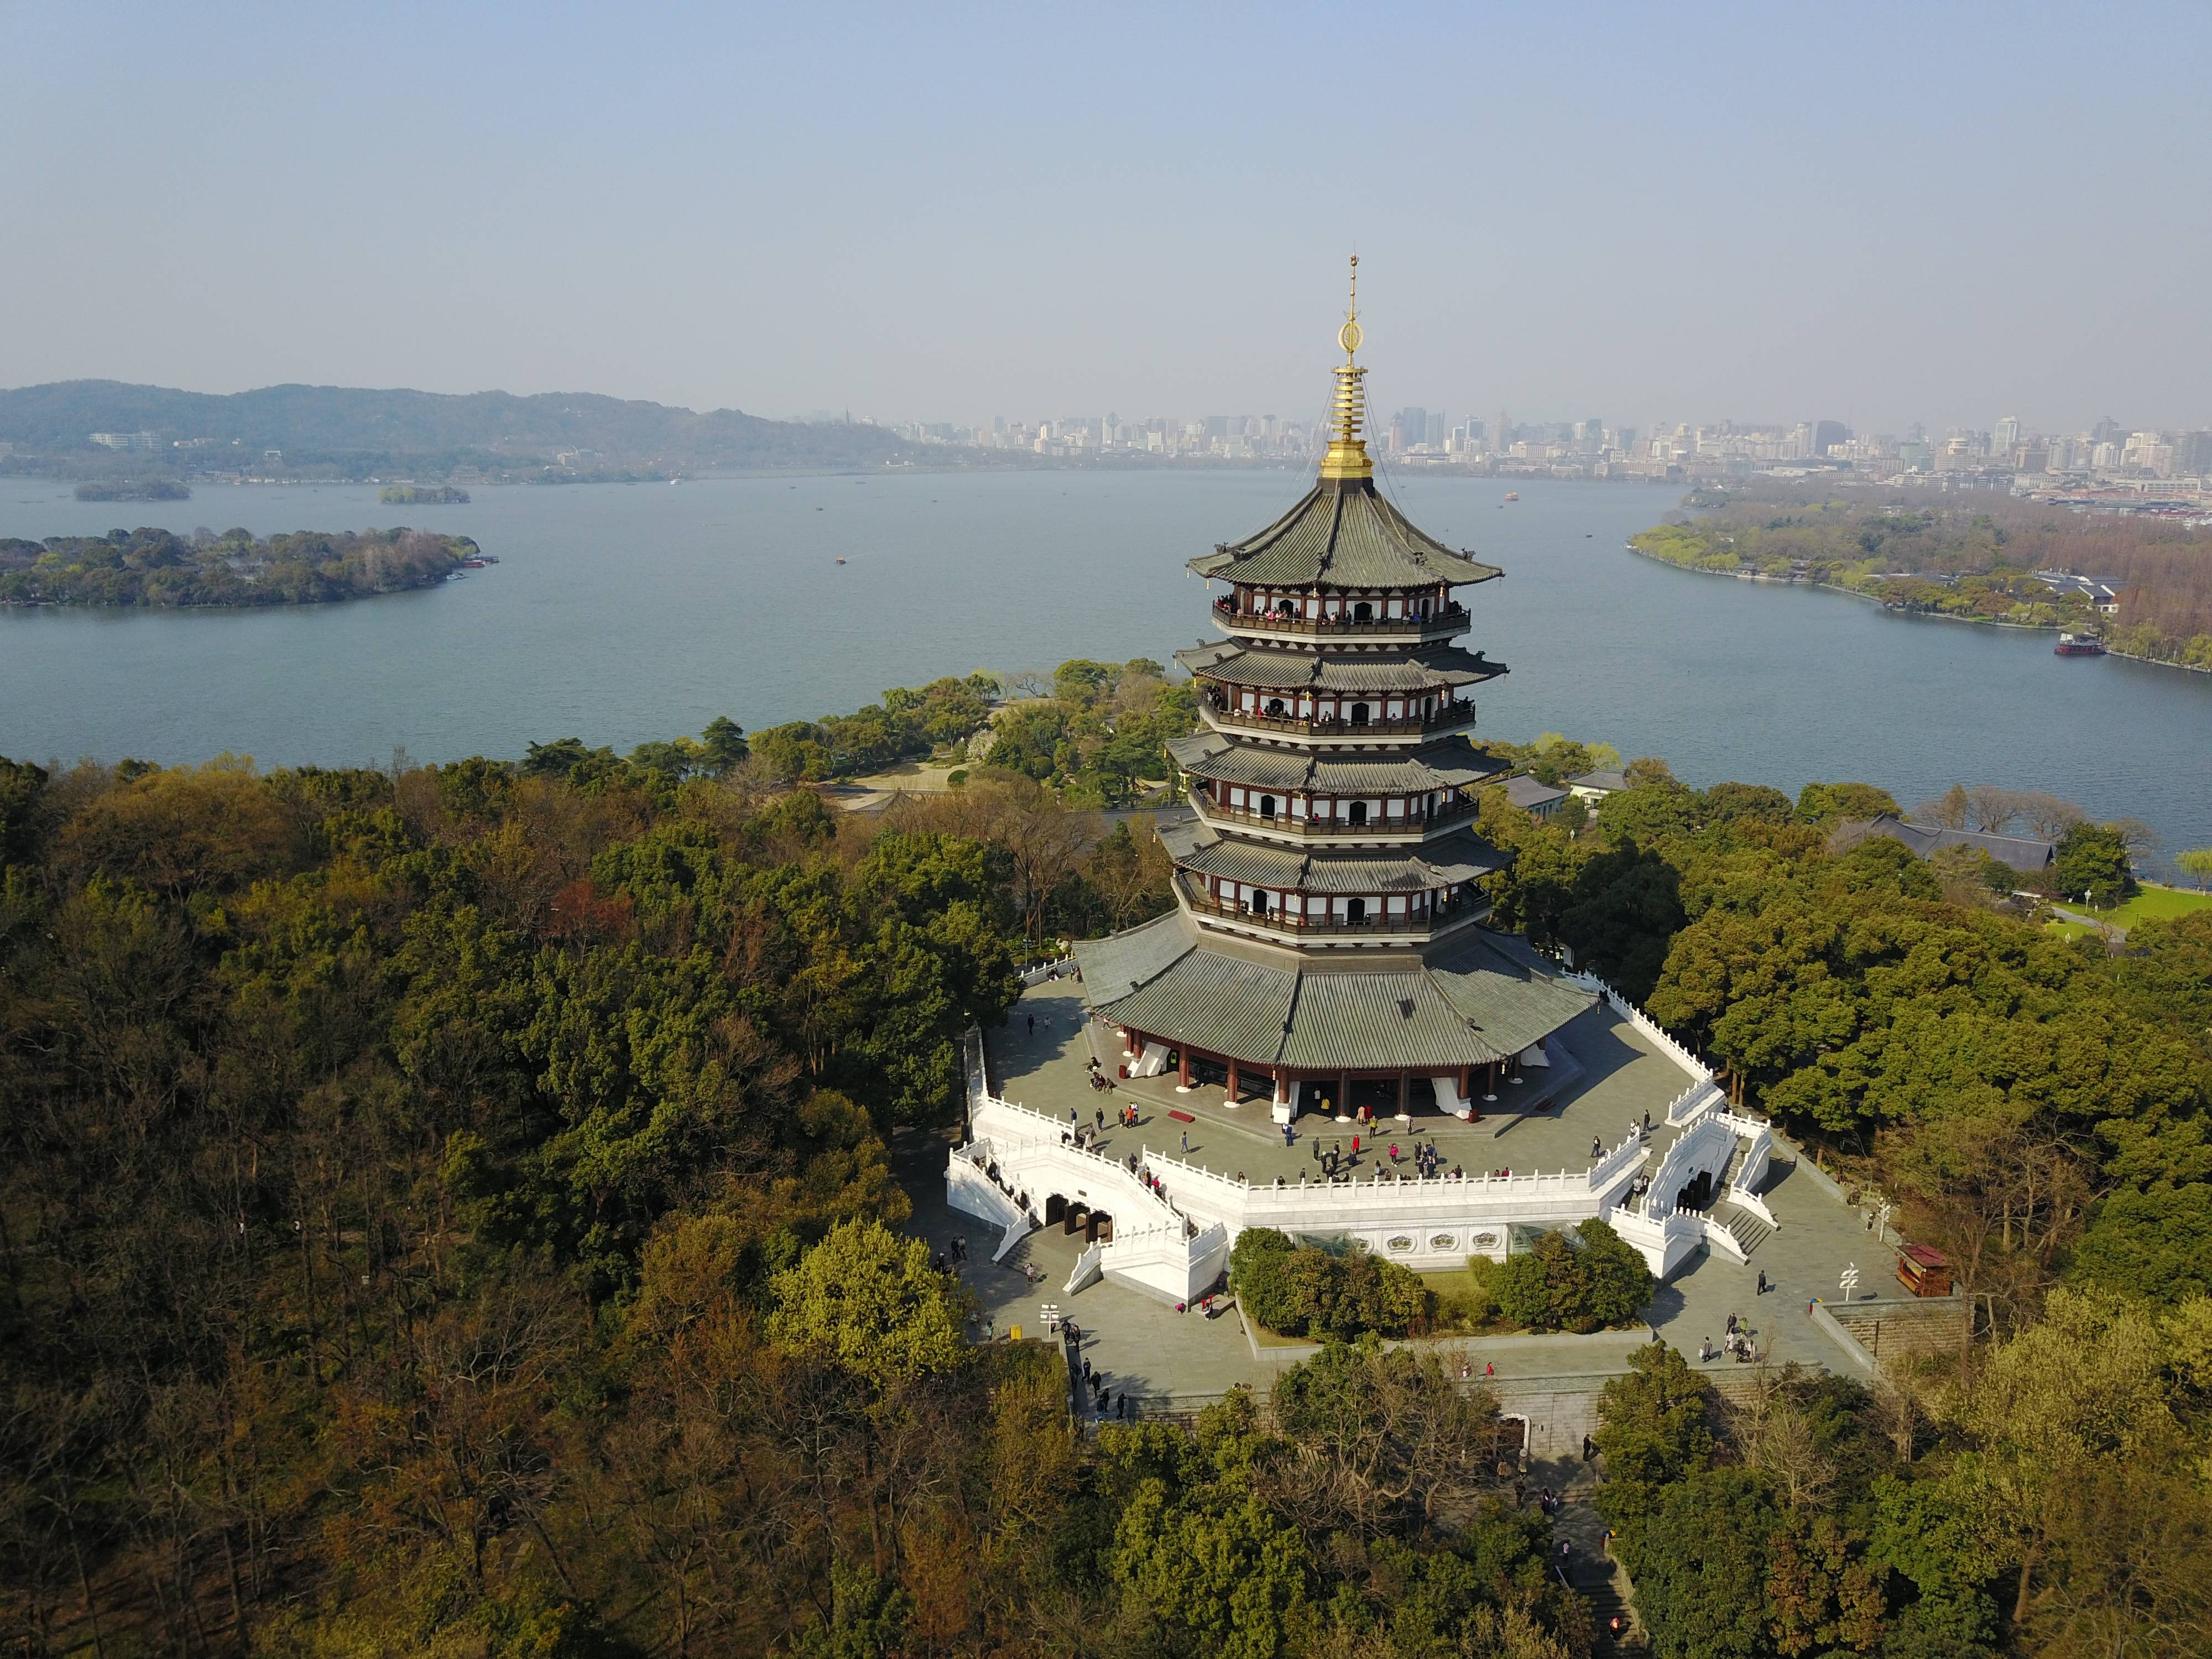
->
[1793,781,1900,826]
[2176,847,2212,890]
[2054,822,2135,908]
[765,1219,964,1387]
[2070,1182,2212,1305]
[1493,1223,1649,1333]
[1624,1467,1778,1659]
[1267,1335,1504,1535]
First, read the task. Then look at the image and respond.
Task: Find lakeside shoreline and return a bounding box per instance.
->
[1623,541,2212,670]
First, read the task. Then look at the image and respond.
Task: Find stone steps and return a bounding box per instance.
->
[1713,1199,1772,1257]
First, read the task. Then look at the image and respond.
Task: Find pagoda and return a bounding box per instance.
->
[1074,259,1594,1125]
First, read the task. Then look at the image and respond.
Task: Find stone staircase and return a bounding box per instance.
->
[1711,1198,1772,1257]
[1553,1496,1635,1647]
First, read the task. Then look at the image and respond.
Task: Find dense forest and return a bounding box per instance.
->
[0,526,478,607]
[1630,493,2212,669]
[0,726,1223,1656]
[4,686,2211,1653]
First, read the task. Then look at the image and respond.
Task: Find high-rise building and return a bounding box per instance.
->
[1993,416,2020,455]
[1814,420,1848,457]
[1494,409,1511,456]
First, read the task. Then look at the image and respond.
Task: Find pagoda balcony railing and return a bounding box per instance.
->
[1213,596,1468,639]
[1198,692,1475,739]
[1177,875,1481,937]
[1190,793,1478,838]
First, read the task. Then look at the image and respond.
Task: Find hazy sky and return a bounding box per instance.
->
[5,2,2208,435]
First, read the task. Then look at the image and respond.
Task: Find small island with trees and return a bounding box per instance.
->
[71,479,191,502]
[0,524,483,607]
[377,483,470,504]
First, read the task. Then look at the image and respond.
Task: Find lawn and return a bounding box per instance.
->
[2075,884,2212,930]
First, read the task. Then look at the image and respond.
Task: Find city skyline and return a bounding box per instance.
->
[4,3,2210,432]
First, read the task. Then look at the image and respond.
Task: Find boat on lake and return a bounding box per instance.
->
[2054,633,2106,657]
[1504,491,1519,502]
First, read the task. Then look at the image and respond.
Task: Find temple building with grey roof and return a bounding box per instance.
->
[1072,265,1595,1127]
[947,268,1778,1300]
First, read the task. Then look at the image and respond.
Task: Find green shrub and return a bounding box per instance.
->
[1494,1220,1654,1333]
[1230,1227,1433,1338]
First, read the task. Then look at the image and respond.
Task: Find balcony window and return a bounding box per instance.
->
[1350,703,1370,727]
[1347,898,1368,922]
[1258,795,1277,819]
[1347,801,1369,827]
[1352,601,1373,622]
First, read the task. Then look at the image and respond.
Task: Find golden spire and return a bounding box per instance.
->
[1319,253,1372,483]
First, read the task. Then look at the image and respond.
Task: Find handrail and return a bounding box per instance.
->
[1213,598,1468,637]
[1189,794,1477,837]
[1178,877,1477,936]
[1197,698,1475,738]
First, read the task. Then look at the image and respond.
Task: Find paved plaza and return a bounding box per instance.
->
[994,979,1692,1187]
[902,977,1901,1410]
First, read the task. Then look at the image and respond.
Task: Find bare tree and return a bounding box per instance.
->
[2018,792,2088,841]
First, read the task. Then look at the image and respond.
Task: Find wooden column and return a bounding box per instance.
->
[1178,1047,1191,1089]
[1339,1070,1352,1119]
[1225,1057,1240,1102]
[1396,1072,1409,1115]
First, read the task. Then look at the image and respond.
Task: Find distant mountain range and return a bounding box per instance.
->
[0,380,919,479]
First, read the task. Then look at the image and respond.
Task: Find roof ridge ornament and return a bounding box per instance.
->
[1319,253,1373,484]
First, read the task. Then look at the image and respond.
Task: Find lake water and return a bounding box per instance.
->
[4,470,2210,869]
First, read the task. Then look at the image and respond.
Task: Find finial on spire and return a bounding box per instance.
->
[1339,253,1362,359]
[1320,252,1372,483]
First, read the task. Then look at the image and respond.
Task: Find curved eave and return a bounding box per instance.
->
[1185,477,1505,589]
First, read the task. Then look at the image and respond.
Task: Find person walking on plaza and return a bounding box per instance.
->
[1180,1130,1189,1152]
[1027,1013,1035,1036]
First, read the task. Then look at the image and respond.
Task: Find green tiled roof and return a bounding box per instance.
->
[1167,731,1506,794]
[1279,971,1496,1070]
[1078,916,1593,1073]
[1187,477,1506,590]
[1426,932,1599,1058]
[1172,641,1507,693]
[1166,826,1506,895]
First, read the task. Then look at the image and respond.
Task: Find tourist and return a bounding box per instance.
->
[1757,1269,1769,1296]
[1699,1337,1713,1363]
[1081,1357,1092,1382]
[1027,1013,1035,1036]
[1592,1135,1603,1159]
[1095,1107,1105,1134]
[1484,1361,1494,1377]
[1351,1134,1361,1156]
[1389,1142,1400,1164]
[1115,1393,1126,1422]
[1180,1130,1189,1152]
[1282,1124,1293,1149]
[1641,1109,1651,1136]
